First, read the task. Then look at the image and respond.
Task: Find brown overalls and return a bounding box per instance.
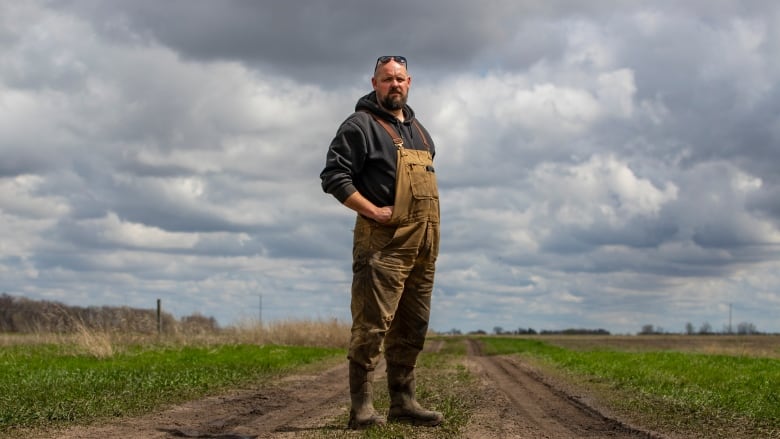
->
[349,116,440,370]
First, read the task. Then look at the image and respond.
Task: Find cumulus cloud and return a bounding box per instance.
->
[2,1,780,334]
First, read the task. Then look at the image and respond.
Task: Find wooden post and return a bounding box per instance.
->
[157,299,162,334]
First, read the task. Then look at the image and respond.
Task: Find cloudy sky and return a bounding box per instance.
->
[2,1,779,334]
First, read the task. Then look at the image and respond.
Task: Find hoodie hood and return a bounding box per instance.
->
[321,90,435,207]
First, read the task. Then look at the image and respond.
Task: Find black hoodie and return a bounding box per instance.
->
[320,91,436,207]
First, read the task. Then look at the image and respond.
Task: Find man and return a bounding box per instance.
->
[320,56,443,430]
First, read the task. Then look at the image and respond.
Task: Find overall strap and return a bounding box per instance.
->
[412,119,431,151]
[360,110,430,151]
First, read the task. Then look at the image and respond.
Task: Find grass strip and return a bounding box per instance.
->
[480,337,780,438]
[0,343,342,434]
[318,338,476,438]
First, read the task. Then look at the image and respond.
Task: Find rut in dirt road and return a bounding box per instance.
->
[39,339,666,439]
[465,339,665,439]
[41,360,364,439]
[42,342,450,439]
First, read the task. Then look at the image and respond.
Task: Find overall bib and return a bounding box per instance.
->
[349,117,440,370]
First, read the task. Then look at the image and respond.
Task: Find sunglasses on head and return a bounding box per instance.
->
[375,56,407,70]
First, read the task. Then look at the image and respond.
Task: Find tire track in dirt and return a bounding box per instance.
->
[39,360,375,439]
[463,339,666,439]
[35,338,668,438]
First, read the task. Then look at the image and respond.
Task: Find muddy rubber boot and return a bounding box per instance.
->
[348,362,386,430]
[386,363,444,427]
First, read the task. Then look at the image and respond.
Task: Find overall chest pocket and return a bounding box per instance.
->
[405,162,438,199]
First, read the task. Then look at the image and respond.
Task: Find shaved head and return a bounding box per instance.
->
[372,60,411,115]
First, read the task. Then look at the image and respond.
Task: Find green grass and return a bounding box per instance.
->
[0,343,343,434]
[321,338,476,439]
[480,337,780,437]
[406,339,474,436]
[7,335,779,438]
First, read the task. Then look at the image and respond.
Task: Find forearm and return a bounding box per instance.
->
[343,192,393,223]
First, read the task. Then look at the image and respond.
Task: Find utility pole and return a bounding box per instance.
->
[728,303,732,334]
[258,293,263,327]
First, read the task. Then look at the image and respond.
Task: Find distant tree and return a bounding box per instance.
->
[699,322,712,335]
[0,293,207,334]
[448,328,462,335]
[640,324,655,335]
[685,322,695,335]
[180,313,219,334]
[737,322,758,335]
[515,327,537,335]
[493,326,504,335]
[541,328,611,335]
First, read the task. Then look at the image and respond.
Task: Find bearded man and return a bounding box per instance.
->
[320,56,443,430]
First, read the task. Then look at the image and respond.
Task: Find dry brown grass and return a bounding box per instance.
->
[71,323,115,358]
[0,318,351,356]
[0,325,116,358]
[224,318,350,348]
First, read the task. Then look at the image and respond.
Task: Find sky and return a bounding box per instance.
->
[2,1,780,335]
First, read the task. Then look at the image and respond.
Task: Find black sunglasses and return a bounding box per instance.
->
[374,56,407,71]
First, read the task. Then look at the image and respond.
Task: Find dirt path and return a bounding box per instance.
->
[35,339,667,438]
[35,359,362,439]
[461,339,666,439]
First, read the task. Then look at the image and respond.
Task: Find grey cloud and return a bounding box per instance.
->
[0,153,55,178]
[55,1,653,83]
[4,1,780,334]
[747,185,780,228]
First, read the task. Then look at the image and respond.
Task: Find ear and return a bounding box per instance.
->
[371,76,378,90]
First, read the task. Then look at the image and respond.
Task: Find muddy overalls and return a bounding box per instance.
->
[349,114,440,371]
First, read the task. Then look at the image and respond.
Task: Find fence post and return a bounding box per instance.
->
[157,299,162,334]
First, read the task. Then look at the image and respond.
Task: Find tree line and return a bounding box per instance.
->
[640,322,764,335]
[0,293,218,334]
[445,327,611,336]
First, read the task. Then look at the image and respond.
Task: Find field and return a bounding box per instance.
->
[1,327,779,438]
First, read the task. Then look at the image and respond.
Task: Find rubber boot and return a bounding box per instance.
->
[348,362,386,430]
[386,363,444,426]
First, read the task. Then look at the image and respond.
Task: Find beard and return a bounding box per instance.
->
[380,90,407,111]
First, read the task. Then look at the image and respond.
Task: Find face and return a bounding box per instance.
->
[372,60,411,112]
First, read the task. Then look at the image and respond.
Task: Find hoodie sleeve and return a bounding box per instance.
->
[320,116,367,203]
